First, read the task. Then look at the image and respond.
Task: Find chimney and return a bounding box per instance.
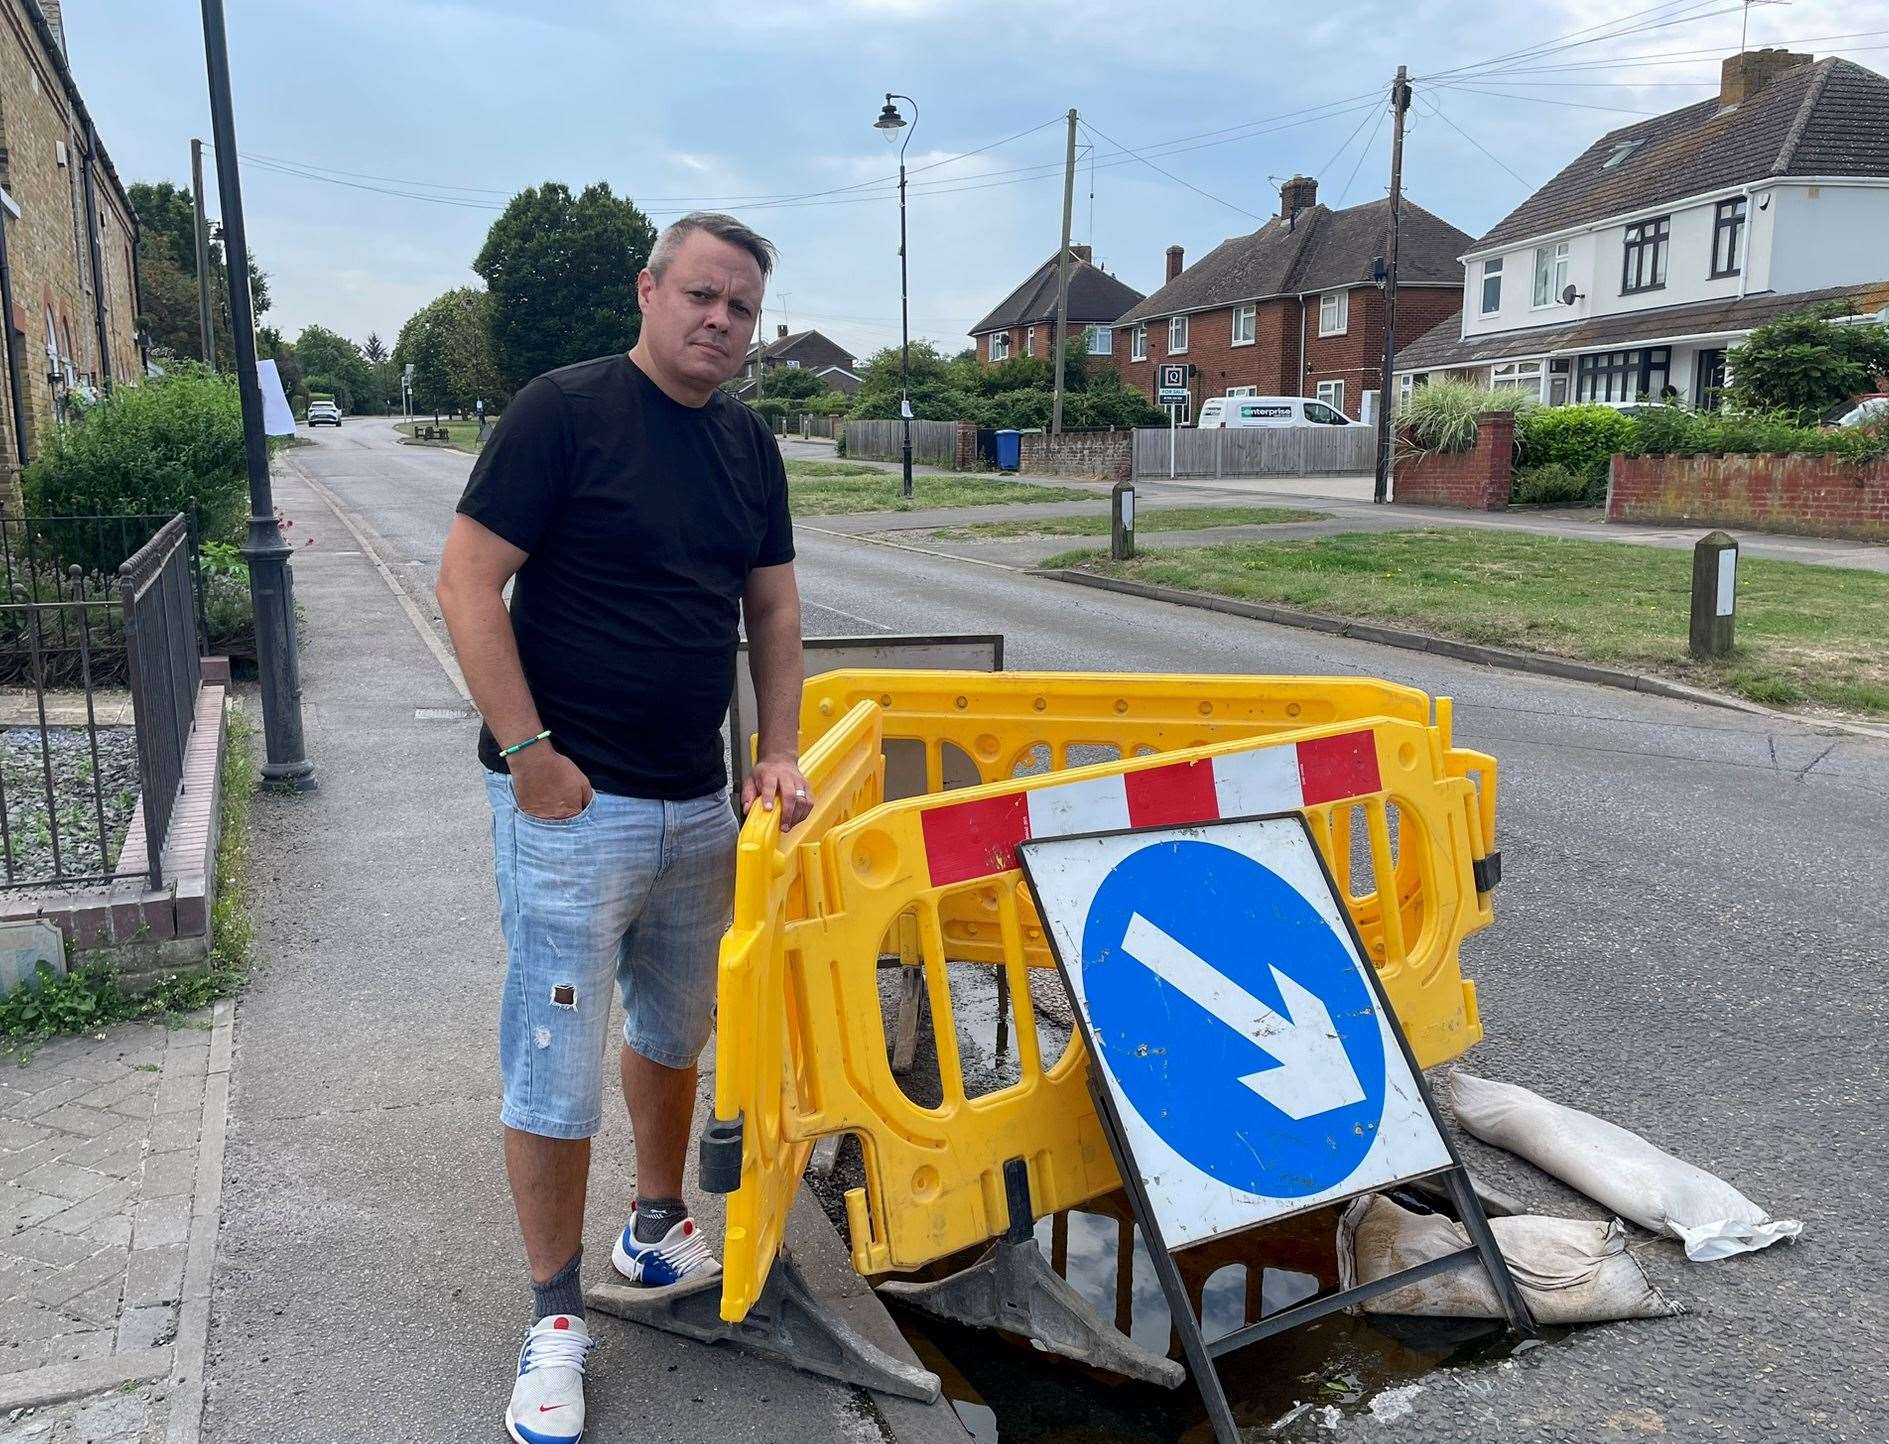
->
[776,323,788,339]
[1165,245,1184,283]
[1069,243,1092,264]
[1720,48,1813,107]
[37,1,66,57]
[1280,175,1318,223]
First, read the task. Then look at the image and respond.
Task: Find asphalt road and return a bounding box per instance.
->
[241,420,1887,1443]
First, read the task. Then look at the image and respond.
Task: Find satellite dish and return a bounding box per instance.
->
[1561,284,1583,306]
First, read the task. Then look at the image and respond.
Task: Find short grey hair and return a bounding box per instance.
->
[647,211,777,282]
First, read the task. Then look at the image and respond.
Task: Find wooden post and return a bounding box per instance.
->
[1111,479,1136,560]
[1689,530,1737,659]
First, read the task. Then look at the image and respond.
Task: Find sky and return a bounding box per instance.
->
[60,0,1889,363]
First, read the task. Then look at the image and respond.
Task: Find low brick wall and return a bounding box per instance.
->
[954,420,977,471]
[1017,429,1132,481]
[1608,452,1889,541]
[1391,413,1514,511]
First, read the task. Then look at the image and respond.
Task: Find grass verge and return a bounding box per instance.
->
[0,703,259,1060]
[1044,529,1889,718]
[396,419,484,454]
[785,458,1091,515]
[939,504,1329,541]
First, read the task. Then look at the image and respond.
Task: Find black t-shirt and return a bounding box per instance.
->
[455,353,793,799]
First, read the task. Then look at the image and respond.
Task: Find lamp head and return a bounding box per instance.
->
[874,97,907,140]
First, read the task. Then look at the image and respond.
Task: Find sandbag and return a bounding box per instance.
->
[1337,1194,1680,1323]
[1451,1072,1802,1261]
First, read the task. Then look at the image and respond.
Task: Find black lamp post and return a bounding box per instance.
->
[874,93,917,500]
[200,0,313,789]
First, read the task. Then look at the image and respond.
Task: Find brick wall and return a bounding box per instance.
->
[1304,285,1460,419]
[1392,412,1514,510]
[954,420,976,471]
[1017,429,1131,480]
[0,0,143,467]
[1608,453,1889,541]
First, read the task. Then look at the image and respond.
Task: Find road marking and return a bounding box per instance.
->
[286,454,470,701]
[1118,911,1365,1121]
[798,523,1024,573]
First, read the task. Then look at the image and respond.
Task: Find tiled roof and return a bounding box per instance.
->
[1392,280,1889,371]
[969,251,1146,334]
[1476,58,1889,251]
[1115,198,1471,324]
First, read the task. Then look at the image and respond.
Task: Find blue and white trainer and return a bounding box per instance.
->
[611,1206,721,1291]
[505,1312,592,1444]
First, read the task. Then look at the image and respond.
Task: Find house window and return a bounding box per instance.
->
[1532,241,1570,307]
[1575,346,1672,403]
[1024,325,1036,356]
[1131,324,1146,361]
[785,359,801,369]
[1315,379,1345,413]
[1318,291,1348,336]
[1086,325,1113,356]
[1231,303,1256,346]
[1168,315,1189,353]
[1226,385,1258,397]
[1490,359,1544,398]
[1397,372,1424,409]
[1480,258,1503,315]
[1711,197,1746,278]
[1621,215,1669,294]
[988,332,1009,362]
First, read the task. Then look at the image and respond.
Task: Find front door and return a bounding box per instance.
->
[1695,350,1727,410]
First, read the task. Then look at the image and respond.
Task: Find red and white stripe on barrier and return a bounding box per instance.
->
[919,729,1382,887]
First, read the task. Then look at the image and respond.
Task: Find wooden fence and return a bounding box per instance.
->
[842,418,959,467]
[1132,425,1376,479]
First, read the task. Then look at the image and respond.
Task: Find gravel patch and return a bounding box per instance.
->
[0,724,139,884]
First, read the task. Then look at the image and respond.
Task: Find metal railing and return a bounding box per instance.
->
[120,517,202,889]
[0,513,203,891]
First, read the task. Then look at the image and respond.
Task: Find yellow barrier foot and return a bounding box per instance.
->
[878,1161,1186,1390]
[585,1250,942,1404]
[880,1235,1186,1389]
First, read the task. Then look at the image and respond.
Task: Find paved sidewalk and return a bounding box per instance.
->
[198,461,958,1442]
[0,1000,233,1444]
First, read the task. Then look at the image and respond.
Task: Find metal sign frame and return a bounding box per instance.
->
[1018,812,1534,1444]
[1156,362,1189,402]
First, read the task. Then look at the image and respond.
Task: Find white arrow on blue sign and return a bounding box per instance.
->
[1022,815,1452,1250]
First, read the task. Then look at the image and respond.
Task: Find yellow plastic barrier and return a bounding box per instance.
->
[712,672,1500,1324]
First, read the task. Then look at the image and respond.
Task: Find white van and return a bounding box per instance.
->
[1196,395,1355,429]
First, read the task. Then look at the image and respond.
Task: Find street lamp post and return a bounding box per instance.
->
[874,94,917,500]
[200,0,313,790]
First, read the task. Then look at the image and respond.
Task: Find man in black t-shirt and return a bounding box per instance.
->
[436,212,807,1443]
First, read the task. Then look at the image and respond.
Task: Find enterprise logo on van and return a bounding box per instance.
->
[1241,405,1292,419]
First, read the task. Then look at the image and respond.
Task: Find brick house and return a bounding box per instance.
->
[1113,177,1469,422]
[0,0,142,483]
[1393,51,1889,409]
[734,324,860,398]
[969,244,1144,374]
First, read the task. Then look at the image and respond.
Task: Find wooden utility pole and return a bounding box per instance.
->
[191,139,215,368]
[1373,67,1410,505]
[1050,108,1078,437]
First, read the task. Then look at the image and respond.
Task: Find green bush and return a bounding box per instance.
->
[1399,382,1533,454]
[1624,406,1888,463]
[23,367,249,547]
[1515,405,1636,498]
[1510,462,1588,505]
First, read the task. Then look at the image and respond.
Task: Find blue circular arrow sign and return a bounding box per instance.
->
[1080,839,1387,1198]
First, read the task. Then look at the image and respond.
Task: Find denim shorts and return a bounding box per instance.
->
[485,771,737,1140]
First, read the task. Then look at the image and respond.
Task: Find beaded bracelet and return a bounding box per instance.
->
[498,729,551,759]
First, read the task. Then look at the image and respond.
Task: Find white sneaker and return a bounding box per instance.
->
[611,1206,721,1292]
[505,1313,593,1444]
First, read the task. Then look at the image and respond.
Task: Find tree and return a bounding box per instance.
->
[127,180,270,363]
[755,365,831,403]
[293,326,377,413]
[473,182,656,392]
[394,288,506,417]
[1727,306,1889,423]
[362,332,388,365]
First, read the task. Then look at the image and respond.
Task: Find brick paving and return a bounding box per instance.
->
[0,1012,221,1441]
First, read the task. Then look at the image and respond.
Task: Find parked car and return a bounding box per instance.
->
[1197,395,1355,429]
[305,401,342,427]
[1824,393,1889,428]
